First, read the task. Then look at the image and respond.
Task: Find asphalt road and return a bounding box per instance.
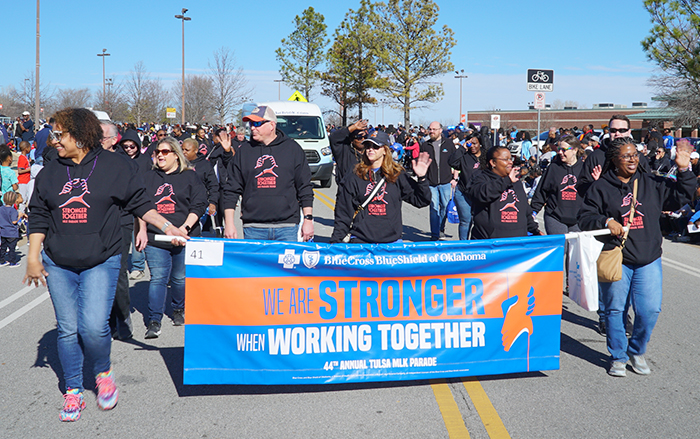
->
[1,178,700,438]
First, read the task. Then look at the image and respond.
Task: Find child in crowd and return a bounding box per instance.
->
[0,191,22,267]
[0,147,18,196]
[17,141,32,213]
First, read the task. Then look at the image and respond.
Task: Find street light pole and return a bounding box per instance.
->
[454,69,468,124]
[97,48,110,108]
[175,8,191,125]
[35,0,40,126]
[105,78,113,117]
[274,79,283,100]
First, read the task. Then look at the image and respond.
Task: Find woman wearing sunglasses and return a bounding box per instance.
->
[24,108,187,422]
[448,132,486,239]
[135,137,207,339]
[468,146,541,240]
[579,137,696,377]
[330,131,432,244]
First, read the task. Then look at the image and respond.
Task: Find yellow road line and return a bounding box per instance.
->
[462,378,511,438]
[430,380,470,438]
[313,189,336,211]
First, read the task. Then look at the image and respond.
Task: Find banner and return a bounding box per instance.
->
[183,236,565,385]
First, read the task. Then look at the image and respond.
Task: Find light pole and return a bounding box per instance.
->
[97,48,110,108]
[35,0,40,126]
[105,78,113,117]
[274,79,283,100]
[454,69,468,123]
[380,99,389,125]
[175,8,191,124]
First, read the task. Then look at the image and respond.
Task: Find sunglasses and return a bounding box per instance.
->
[365,143,384,150]
[558,145,574,152]
[609,128,630,134]
[122,143,138,150]
[249,120,269,128]
[49,130,63,143]
[155,149,173,156]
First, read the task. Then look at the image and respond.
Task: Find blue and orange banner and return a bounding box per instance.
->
[183,236,565,385]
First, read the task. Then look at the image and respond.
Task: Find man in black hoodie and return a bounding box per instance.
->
[223,106,314,241]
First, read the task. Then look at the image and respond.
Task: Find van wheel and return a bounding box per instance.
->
[319,178,332,188]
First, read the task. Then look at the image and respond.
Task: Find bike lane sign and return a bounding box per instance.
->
[527,69,554,92]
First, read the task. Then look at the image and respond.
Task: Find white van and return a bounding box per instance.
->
[243,101,334,188]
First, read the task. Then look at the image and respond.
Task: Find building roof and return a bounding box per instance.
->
[627,107,678,120]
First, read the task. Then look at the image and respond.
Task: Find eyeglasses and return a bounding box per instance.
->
[122,143,138,150]
[618,153,639,162]
[609,127,630,134]
[155,149,173,156]
[249,120,270,128]
[49,130,63,143]
[494,157,514,162]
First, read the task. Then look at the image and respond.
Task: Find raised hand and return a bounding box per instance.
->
[411,151,432,177]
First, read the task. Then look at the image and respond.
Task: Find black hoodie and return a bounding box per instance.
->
[578,137,651,195]
[448,146,484,194]
[223,129,313,225]
[28,147,153,268]
[142,167,208,248]
[119,129,152,174]
[578,168,696,265]
[329,126,364,184]
[189,155,220,206]
[467,169,540,240]
[530,157,585,226]
[330,170,430,243]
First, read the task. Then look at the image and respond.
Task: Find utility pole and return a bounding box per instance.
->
[274,79,283,100]
[175,8,191,124]
[97,48,110,108]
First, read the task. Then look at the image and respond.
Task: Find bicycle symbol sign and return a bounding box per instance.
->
[527,69,554,92]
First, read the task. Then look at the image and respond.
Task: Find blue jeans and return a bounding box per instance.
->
[144,245,186,323]
[130,231,146,272]
[600,258,662,363]
[243,225,299,241]
[429,184,452,238]
[453,189,472,240]
[44,251,121,392]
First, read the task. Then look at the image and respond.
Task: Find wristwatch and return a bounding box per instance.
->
[304,214,314,221]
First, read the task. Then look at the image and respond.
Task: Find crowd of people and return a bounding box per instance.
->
[2,107,699,421]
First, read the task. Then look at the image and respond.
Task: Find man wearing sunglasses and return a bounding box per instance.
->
[223,105,314,242]
[329,119,369,185]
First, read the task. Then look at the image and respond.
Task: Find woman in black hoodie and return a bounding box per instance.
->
[448,132,486,239]
[578,137,696,377]
[468,146,541,240]
[330,131,432,244]
[24,108,186,421]
[136,137,207,339]
[531,135,585,235]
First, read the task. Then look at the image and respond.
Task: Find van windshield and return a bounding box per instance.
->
[276,116,325,140]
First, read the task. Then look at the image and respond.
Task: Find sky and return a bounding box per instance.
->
[2,0,659,126]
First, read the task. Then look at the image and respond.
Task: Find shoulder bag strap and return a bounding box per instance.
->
[621,178,638,248]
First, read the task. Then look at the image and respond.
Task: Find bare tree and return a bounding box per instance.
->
[8,71,54,115]
[0,88,25,118]
[124,61,167,125]
[172,74,214,124]
[208,47,252,124]
[94,81,129,122]
[55,88,92,109]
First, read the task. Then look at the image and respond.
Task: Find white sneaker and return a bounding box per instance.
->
[608,361,627,377]
[630,355,651,375]
[129,270,145,280]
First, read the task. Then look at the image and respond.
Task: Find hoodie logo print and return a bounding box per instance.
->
[155,183,177,214]
[255,155,278,188]
[560,174,578,201]
[364,181,388,216]
[621,192,644,229]
[59,156,98,224]
[499,189,520,223]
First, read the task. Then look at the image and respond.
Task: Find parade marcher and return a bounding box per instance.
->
[578,137,696,377]
[649,146,673,175]
[421,121,458,240]
[23,108,187,421]
[231,126,247,148]
[329,119,369,185]
[448,132,486,239]
[330,131,432,243]
[468,146,541,240]
[182,138,220,220]
[136,137,207,338]
[223,106,314,242]
[531,135,585,235]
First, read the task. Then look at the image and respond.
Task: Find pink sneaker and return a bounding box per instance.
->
[95,369,119,410]
[60,389,85,422]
